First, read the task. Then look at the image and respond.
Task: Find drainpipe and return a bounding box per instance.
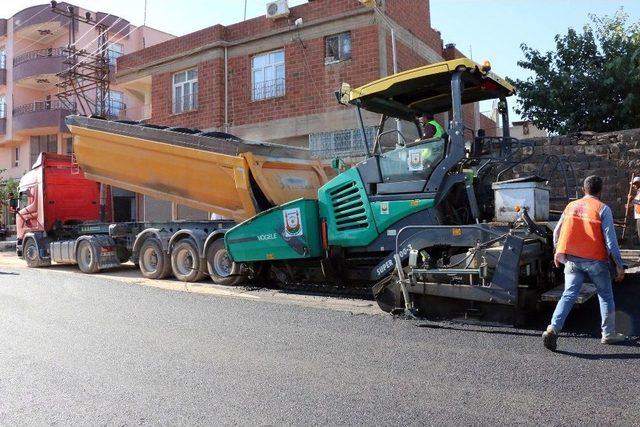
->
[224,45,229,133]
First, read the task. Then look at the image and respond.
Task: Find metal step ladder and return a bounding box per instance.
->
[541,282,597,304]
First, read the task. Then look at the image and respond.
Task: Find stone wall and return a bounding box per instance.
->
[513,128,640,223]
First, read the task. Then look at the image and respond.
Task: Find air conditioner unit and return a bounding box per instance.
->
[266,0,290,19]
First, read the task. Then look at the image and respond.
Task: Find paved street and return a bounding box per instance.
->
[1,254,639,425]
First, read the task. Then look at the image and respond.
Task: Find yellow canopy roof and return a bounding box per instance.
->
[348,58,515,120]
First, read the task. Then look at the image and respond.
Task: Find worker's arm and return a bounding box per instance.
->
[552,214,566,267]
[552,214,564,247]
[600,205,624,269]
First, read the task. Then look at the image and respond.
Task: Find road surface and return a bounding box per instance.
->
[1,254,638,425]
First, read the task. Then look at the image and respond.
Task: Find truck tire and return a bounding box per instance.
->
[170,238,205,282]
[138,238,171,279]
[77,240,100,274]
[206,238,244,286]
[23,238,49,268]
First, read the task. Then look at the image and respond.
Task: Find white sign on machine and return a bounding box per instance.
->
[283,207,303,238]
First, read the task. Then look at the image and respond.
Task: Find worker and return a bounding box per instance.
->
[626,177,640,244]
[418,113,445,139]
[16,188,38,232]
[542,175,628,351]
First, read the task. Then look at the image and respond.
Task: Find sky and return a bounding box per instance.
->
[3,0,640,118]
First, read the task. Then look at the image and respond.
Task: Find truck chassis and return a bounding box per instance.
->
[17,219,241,284]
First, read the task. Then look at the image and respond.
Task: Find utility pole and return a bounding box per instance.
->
[51,0,110,222]
[51,0,110,118]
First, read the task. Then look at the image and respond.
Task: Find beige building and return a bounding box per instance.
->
[0,3,173,180]
[509,120,547,139]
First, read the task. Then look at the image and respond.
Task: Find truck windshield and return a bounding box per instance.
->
[378,138,445,182]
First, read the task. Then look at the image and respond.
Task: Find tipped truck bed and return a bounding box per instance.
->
[66,116,329,222]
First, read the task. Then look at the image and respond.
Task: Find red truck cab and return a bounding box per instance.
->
[16,153,111,265]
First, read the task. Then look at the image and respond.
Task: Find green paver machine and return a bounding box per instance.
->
[225,58,561,324]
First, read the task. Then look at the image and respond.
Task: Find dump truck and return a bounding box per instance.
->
[14,130,329,283]
[17,58,581,324]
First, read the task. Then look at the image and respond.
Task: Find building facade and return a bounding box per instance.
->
[116,0,496,220]
[0,2,173,226]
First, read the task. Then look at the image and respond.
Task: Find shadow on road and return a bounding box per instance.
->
[556,341,640,360]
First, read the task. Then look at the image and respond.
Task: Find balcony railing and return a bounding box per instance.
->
[0,102,6,119]
[172,93,198,114]
[0,52,5,69]
[14,47,65,66]
[13,100,76,116]
[252,78,286,101]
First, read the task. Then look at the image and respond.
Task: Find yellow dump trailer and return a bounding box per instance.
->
[66,116,329,221]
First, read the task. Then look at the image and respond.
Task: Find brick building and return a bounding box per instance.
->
[116,0,495,220]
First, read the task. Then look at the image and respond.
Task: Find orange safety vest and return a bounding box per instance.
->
[556,197,608,261]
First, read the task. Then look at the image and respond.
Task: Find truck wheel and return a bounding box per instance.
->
[206,239,244,286]
[139,238,171,279]
[77,240,100,274]
[170,239,205,282]
[23,238,49,268]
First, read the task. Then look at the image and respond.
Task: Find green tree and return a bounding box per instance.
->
[0,168,19,222]
[511,9,640,134]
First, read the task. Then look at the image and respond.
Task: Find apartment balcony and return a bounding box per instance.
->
[12,100,76,134]
[12,4,69,41]
[13,47,66,89]
[96,12,130,39]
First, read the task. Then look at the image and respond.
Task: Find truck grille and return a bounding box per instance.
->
[329,181,368,231]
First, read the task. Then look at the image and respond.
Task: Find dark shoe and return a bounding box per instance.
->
[601,333,628,345]
[542,326,558,351]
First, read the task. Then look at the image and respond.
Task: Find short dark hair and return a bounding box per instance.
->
[583,175,603,195]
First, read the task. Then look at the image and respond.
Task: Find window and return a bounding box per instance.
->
[13,146,19,168]
[0,47,5,69]
[0,95,5,119]
[95,89,125,117]
[252,50,285,101]
[107,43,124,64]
[325,32,351,64]
[379,139,445,183]
[65,137,74,155]
[30,135,57,167]
[309,126,376,159]
[107,90,124,118]
[173,69,198,114]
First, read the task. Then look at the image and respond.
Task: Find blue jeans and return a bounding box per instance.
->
[550,259,616,337]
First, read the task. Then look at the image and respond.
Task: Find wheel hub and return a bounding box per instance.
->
[213,250,232,277]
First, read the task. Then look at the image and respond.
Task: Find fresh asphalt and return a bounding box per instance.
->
[0,262,638,425]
